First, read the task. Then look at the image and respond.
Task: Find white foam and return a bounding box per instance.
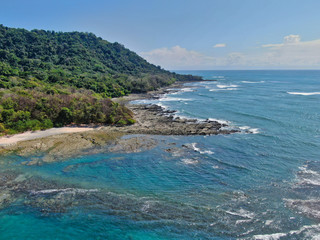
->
[212,76,225,79]
[209,87,238,91]
[265,220,274,226]
[285,198,320,220]
[225,208,255,219]
[188,143,214,155]
[169,88,195,95]
[208,118,229,125]
[226,88,238,90]
[298,166,320,176]
[180,88,194,92]
[241,81,265,83]
[30,188,98,195]
[198,81,218,85]
[236,219,252,224]
[141,200,158,212]
[190,143,200,152]
[159,97,193,102]
[253,224,320,240]
[287,92,320,96]
[299,178,320,186]
[253,232,287,240]
[250,128,260,134]
[239,126,260,134]
[155,102,169,110]
[297,166,320,186]
[182,158,199,165]
[201,150,215,155]
[217,84,239,89]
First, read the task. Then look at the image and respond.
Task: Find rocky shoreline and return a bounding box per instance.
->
[0,81,242,163]
[118,104,239,135]
[113,80,240,136]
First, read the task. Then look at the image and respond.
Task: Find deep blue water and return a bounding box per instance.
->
[1,70,320,239]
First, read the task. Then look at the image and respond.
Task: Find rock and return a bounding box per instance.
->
[108,136,158,153]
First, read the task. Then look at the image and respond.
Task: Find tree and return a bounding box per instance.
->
[56,107,73,126]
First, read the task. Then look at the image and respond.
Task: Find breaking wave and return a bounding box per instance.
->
[252,224,320,240]
[287,92,320,96]
[184,143,214,155]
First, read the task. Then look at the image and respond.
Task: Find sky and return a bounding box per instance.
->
[1,0,320,70]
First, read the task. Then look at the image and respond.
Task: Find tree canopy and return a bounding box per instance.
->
[0,24,202,134]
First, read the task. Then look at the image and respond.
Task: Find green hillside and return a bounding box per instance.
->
[0,25,201,134]
[0,24,201,97]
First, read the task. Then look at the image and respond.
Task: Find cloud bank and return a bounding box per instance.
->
[141,46,215,69]
[140,35,320,69]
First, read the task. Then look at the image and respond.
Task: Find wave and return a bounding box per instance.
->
[253,223,320,240]
[217,84,238,89]
[164,109,259,135]
[239,126,260,134]
[169,87,195,95]
[241,81,265,84]
[209,88,237,91]
[284,162,320,223]
[287,92,320,96]
[230,110,280,124]
[236,219,252,225]
[30,188,99,195]
[184,143,214,155]
[208,118,229,125]
[285,198,320,220]
[181,158,199,165]
[208,84,238,91]
[225,208,255,219]
[211,76,225,79]
[212,165,221,169]
[159,97,193,102]
[296,165,320,187]
[180,87,195,92]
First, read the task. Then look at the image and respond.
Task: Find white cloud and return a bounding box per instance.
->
[284,34,301,44]
[259,34,320,67]
[140,45,215,69]
[262,34,301,48]
[140,35,320,69]
[213,43,226,48]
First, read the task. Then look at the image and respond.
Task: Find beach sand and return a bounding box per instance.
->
[0,127,97,146]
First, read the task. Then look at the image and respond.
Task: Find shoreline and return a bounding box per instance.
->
[0,80,241,162]
[0,126,98,147]
[0,82,184,146]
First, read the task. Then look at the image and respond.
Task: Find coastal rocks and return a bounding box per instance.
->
[108,136,158,153]
[0,96,239,164]
[0,190,13,209]
[117,104,239,136]
[0,170,99,213]
[0,131,124,164]
[285,199,320,220]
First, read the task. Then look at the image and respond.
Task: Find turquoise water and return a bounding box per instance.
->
[1,70,320,239]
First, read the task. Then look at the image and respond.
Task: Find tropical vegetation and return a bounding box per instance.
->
[0,24,202,134]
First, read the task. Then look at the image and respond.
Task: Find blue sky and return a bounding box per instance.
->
[1,0,320,70]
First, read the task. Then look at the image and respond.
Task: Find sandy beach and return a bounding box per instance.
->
[0,127,97,146]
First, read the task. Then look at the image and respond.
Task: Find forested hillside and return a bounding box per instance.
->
[0,24,201,96]
[0,24,202,134]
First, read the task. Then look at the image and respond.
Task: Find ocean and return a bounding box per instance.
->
[1,70,320,239]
